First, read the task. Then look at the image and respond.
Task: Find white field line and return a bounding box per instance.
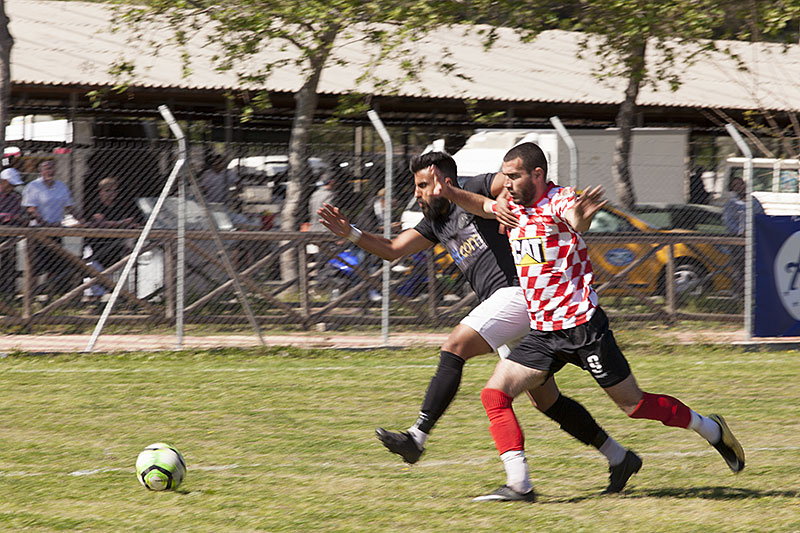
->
[0,356,795,375]
[0,446,796,478]
[0,364,442,374]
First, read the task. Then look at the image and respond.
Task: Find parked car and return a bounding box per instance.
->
[631,203,727,233]
[586,205,735,296]
[229,155,327,214]
[402,196,734,297]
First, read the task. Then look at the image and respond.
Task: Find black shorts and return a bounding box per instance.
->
[507,307,631,388]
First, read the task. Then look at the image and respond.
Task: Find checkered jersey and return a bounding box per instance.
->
[495,183,597,331]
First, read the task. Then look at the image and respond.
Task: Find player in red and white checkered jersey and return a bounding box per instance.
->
[504,182,598,331]
[434,142,745,503]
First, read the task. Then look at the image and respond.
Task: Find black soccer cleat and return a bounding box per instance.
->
[709,414,745,473]
[602,450,642,494]
[375,428,424,464]
[472,485,536,503]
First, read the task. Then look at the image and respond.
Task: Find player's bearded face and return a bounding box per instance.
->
[419,195,450,223]
[414,168,450,223]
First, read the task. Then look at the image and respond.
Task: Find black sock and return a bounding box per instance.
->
[543,394,609,449]
[414,351,465,434]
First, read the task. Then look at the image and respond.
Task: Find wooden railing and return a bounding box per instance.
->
[0,227,745,330]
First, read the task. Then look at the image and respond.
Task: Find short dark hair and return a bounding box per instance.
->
[504,142,548,177]
[409,151,458,180]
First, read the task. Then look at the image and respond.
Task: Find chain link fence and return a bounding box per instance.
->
[2,105,784,340]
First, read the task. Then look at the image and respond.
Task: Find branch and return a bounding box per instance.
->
[712,109,775,158]
[788,112,800,159]
[761,109,795,157]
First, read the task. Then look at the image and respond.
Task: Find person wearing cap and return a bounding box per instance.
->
[0,154,24,192]
[0,170,24,225]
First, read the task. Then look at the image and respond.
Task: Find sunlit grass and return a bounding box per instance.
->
[0,343,797,531]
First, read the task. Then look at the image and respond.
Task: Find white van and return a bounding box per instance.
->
[711,157,800,215]
[441,127,690,205]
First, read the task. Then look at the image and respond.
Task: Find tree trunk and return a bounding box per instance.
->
[612,40,646,210]
[279,30,338,283]
[0,0,13,150]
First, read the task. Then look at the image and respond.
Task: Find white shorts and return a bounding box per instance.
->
[459,286,531,359]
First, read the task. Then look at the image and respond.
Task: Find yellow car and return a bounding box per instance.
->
[584,205,737,296]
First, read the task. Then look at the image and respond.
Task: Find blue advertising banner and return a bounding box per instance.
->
[754,214,800,337]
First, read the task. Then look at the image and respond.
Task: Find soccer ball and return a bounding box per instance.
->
[135,443,186,491]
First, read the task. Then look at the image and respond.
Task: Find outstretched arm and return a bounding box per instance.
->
[317,203,432,261]
[430,167,496,219]
[562,185,607,233]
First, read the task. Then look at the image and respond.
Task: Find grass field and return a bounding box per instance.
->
[0,335,798,532]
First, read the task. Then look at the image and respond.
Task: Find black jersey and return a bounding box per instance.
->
[413,173,518,302]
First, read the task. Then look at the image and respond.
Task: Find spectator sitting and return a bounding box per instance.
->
[201,154,238,205]
[84,177,139,267]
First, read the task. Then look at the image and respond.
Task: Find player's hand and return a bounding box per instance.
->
[429,165,449,197]
[317,203,350,238]
[494,189,518,228]
[574,185,607,220]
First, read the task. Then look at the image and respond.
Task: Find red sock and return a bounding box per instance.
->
[629,391,691,428]
[481,388,524,455]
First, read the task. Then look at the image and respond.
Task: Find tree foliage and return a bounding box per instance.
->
[482,0,800,208]
[110,0,462,279]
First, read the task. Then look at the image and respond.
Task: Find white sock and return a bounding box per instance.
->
[689,411,721,443]
[407,426,428,449]
[598,436,628,467]
[500,450,533,494]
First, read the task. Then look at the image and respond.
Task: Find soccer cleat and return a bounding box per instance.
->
[709,414,745,473]
[375,428,424,464]
[473,485,536,503]
[602,450,642,494]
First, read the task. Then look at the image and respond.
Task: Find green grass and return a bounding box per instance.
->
[0,341,798,532]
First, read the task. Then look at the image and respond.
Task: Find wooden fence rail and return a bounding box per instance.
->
[0,227,745,330]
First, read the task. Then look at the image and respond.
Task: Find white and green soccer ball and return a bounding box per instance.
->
[135,443,186,491]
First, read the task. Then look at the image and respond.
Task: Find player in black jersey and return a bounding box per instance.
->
[317,151,641,497]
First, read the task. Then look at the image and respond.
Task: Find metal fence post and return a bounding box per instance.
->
[22,237,31,319]
[85,105,187,352]
[550,116,578,189]
[725,123,754,340]
[298,242,309,320]
[665,243,676,318]
[367,110,392,346]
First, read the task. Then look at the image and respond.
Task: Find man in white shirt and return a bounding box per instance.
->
[21,161,82,284]
[22,161,80,226]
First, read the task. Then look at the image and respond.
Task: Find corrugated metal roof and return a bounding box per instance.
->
[8,0,800,112]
